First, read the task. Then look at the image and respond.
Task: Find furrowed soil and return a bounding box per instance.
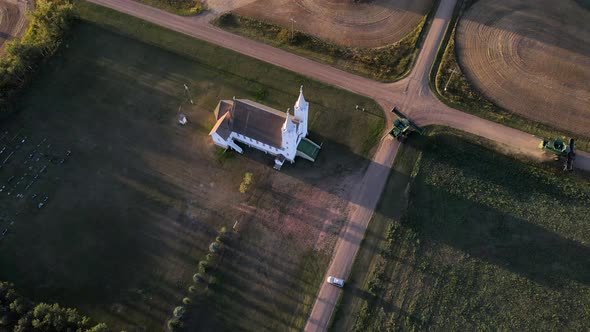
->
[331,129,590,331]
[233,0,434,47]
[0,2,384,331]
[0,0,29,54]
[456,0,590,136]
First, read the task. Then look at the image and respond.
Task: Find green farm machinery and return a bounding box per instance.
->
[540,137,576,171]
[388,107,424,142]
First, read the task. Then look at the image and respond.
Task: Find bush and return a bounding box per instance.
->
[239,172,253,194]
[167,318,182,331]
[188,285,197,293]
[182,297,191,305]
[193,273,205,283]
[209,241,222,253]
[173,306,185,318]
[205,253,215,262]
[198,260,209,273]
[217,12,236,26]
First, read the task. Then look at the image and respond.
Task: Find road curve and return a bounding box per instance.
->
[84,0,590,331]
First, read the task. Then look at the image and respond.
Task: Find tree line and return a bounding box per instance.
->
[0,0,74,116]
[0,281,108,331]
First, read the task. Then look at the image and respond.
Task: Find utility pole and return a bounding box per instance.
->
[444,69,457,92]
[290,17,296,40]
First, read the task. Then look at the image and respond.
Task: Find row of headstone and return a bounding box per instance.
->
[0,130,73,242]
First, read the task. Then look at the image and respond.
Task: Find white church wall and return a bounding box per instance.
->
[212,132,229,148]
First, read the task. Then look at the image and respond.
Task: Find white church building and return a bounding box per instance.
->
[209,86,321,170]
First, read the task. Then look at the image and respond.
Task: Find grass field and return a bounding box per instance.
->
[0,2,384,331]
[433,0,590,152]
[331,129,590,331]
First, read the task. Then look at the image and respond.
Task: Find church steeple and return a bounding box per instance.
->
[295,85,307,109]
[283,108,295,132]
[294,85,309,137]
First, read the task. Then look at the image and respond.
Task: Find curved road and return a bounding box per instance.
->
[85,0,590,330]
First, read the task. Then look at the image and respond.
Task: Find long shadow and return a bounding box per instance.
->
[0,19,392,331]
[0,31,13,40]
[410,183,590,288]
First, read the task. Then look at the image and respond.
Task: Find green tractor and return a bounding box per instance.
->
[388,107,424,142]
[540,138,576,171]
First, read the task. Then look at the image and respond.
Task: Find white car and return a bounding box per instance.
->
[326,276,344,288]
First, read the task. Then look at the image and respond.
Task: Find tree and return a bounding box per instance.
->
[193,273,205,283]
[209,241,222,253]
[198,260,210,273]
[167,318,182,331]
[173,306,185,318]
[182,297,191,305]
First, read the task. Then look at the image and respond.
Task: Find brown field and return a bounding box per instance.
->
[456,0,590,136]
[231,0,434,47]
[0,0,29,53]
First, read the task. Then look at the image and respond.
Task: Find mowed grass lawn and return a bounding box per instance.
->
[0,2,384,331]
[332,129,590,331]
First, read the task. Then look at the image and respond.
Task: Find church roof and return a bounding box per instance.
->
[210,99,298,149]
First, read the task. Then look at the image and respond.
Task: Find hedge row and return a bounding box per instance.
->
[167,226,230,331]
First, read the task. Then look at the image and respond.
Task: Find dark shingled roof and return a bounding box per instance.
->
[211,99,298,149]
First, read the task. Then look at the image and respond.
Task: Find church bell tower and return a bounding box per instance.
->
[294,85,309,138]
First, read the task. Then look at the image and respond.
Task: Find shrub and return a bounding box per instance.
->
[188,285,197,293]
[217,12,236,26]
[193,273,205,283]
[182,297,191,305]
[198,260,209,273]
[205,253,215,262]
[167,318,182,331]
[209,241,222,253]
[239,172,253,193]
[173,306,185,318]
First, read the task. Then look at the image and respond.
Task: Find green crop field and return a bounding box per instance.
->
[0,2,383,331]
[332,129,590,331]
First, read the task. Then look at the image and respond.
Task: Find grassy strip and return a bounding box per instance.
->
[431,0,590,152]
[289,250,331,330]
[213,12,428,82]
[332,127,590,331]
[131,0,204,15]
[329,138,422,331]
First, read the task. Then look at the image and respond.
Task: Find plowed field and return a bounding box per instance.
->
[0,0,28,54]
[456,0,590,136]
[232,0,434,47]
